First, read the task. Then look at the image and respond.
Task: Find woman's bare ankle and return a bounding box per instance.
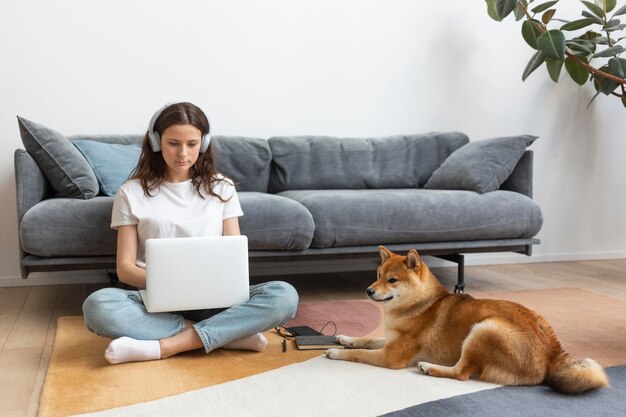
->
[159,328,204,358]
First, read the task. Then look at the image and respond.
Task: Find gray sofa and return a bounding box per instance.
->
[14,117,543,292]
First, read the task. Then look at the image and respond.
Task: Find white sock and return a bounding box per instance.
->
[105,336,161,364]
[224,333,268,352]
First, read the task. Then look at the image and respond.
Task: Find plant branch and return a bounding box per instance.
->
[566,52,626,84]
[519,1,543,32]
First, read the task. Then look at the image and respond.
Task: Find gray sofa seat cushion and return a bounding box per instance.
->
[20,192,315,257]
[268,132,469,192]
[20,197,118,257]
[238,192,314,250]
[278,189,543,248]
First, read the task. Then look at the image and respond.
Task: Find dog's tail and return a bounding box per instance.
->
[545,352,609,394]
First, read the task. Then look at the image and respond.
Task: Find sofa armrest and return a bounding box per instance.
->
[500,150,533,198]
[15,149,50,222]
[15,149,51,278]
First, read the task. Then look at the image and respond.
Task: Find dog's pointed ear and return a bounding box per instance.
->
[379,246,393,263]
[406,249,421,269]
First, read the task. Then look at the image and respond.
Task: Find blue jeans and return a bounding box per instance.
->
[82,281,298,353]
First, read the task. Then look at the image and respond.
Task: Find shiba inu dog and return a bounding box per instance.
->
[325,247,609,394]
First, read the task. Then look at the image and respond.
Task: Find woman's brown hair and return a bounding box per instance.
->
[131,102,229,201]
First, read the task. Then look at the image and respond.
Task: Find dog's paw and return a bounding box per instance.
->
[416,362,433,375]
[335,335,356,348]
[325,348,343,360]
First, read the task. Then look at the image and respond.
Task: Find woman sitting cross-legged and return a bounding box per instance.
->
[82,102,299,364]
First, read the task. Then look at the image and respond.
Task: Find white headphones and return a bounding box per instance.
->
[147,102,211,153]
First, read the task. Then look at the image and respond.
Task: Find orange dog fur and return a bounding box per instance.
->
[325,247,609,394]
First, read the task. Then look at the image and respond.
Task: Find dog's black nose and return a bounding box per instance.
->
[366,287,375,297]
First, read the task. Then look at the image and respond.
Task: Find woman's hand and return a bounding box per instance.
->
[116,224,147,288]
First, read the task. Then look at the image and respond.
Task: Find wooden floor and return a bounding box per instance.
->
[1,258,625,417]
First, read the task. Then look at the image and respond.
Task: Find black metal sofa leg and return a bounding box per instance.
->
[454,255,465,294]
[433,254,465,294]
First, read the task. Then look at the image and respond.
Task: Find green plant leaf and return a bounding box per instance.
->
[582,11,606,24]
[582,1,606,19]
[522,20,544,49]
[565,56,590,85]
[566,39,596,54]
[531,0,558,13]
[514,0,528,20]
[593,45,626,57]
[496,0,520,19]
[613,5,626,17]
[591,35,615,44]
[606,23,626,31]
[560,18,598,30]
[587,90,602,109]
[522,50,547,80]
[546,57,564,81]
[485,0,502,21]
[607,0,617,13]
[594,64,621,94]
[537,29,566,59]
[608,57,626,78]
[542,9,556,24]
[595,0,617,13]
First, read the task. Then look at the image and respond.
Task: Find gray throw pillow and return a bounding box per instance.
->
[17,116,99,199]
[424,134,538,194]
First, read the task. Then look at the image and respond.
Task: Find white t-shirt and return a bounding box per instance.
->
[111,176,243,268]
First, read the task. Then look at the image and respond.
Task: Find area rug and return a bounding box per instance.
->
[38,300,383,417]
[39,288,626,417]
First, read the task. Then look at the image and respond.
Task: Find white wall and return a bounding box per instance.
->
[1,0,625,284]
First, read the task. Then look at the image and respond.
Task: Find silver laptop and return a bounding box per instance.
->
[140,235,250,313]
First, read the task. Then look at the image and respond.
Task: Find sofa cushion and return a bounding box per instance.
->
[268,132,469,192]
[73,141,141,196]
[20,192,315,257]
[17,117,99,199]
[212,136,272,192]
[424,135,538,194]
[20,197,118,257]
[238,192,314,249]
[278,189,543,248]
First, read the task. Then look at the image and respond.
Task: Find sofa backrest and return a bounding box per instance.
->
[212,136,272,192]
[267,132,469,192]
[67,134,272,193]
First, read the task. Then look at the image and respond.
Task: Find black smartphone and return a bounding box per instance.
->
[288,325,322,336]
